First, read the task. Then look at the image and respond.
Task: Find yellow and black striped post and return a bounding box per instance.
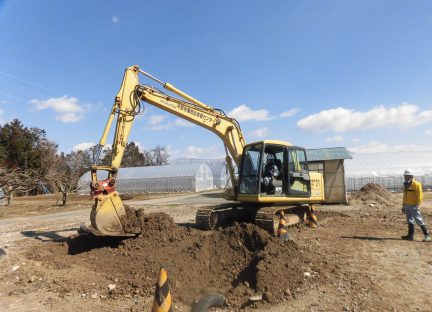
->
[277,211,289,240]
[307,205,318,228]
[152,267,173,312]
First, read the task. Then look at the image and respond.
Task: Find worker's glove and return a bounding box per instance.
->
[401,206,406,213]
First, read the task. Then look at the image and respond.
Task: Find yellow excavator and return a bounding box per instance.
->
[84,65,325,237]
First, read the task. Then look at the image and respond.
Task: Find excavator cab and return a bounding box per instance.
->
[238,141,311,202]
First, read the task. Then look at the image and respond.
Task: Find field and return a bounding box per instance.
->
[0,189,432,311]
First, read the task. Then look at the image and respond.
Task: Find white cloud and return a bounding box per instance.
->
[175,119,195,127]
[29,96,86,123]
[297,103,432,132]
[249,127,269,138]
[150,124,172,131]
[183,145,225,159]
[228,104,272,121]
[148,115,198,131]
[426,129,432,136]
[148,114,171,130]
[351,138,360,143]
[73,142,96,151]
[112,16,119,23]
[349,141,432,153]
[326,135,344,143]
[149,114,167,125]
[280,108,299,118]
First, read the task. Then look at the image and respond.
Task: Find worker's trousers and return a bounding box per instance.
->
[404,205,425,226]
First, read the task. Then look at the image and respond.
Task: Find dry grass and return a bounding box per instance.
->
[1,191,431,219]
[0,192,187,219]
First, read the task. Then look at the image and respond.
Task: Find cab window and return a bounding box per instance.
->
[287,149,310,195]
[239,145,261,194]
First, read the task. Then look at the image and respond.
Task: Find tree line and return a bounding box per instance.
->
[0,119,169,205]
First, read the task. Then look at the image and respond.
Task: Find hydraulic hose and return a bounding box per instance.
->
[191,293,226,312]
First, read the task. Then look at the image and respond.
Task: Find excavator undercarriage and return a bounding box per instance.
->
[195,204,310,235]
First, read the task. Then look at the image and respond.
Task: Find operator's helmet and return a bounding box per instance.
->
[266,154,275,164]
[404,169,414,176]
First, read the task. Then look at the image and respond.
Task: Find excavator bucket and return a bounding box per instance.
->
[82,192,137,237]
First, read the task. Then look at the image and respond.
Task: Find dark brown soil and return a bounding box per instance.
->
[3,193,432,311]
[24,212,319,310]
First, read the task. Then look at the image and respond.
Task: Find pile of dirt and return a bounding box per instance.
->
[349,183,399,206]
[121,205,177,234]
[25,212,318,310]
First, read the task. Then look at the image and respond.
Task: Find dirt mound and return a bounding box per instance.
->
[349,183,399,206]
[121,206,178,234]
[25,212,317,310]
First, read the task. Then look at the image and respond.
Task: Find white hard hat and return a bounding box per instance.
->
[404,169,414,176]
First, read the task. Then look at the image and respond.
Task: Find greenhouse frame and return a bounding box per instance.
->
[78,163,214,194]
[207,163,229,189]
[344,150,432,192]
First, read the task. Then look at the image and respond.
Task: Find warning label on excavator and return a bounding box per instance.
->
[160,99,177,110]
[310,178,322,197]
[177,103,215,123]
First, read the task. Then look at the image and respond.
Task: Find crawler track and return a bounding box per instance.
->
[255,205,308,235]
[196,203,308,235]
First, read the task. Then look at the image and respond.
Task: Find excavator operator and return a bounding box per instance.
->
[262,154,281,194]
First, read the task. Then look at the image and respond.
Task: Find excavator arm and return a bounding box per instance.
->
[88,65,245,236]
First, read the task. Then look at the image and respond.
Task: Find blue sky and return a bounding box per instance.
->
[0,0,431,160]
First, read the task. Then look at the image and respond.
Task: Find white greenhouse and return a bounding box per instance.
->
[207,163,230,189]
[78,163,214,194]
[344,150,432,192]
[171,158,231,190]
[77,149,432,195]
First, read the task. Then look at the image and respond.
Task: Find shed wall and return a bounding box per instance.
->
[324,160,347,204]
[309,160,347,204]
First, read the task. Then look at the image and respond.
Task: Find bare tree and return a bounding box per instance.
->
[99,142,169,167]
[46,171,87,206]
[0,168,41,205]
[46,150,92,206]
[145,145,169,166]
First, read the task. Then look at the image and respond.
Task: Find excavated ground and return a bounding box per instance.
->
[24,213,318,310]
[1,186,432,311]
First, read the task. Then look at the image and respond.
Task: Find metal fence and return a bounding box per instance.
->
[346,175,432,192]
